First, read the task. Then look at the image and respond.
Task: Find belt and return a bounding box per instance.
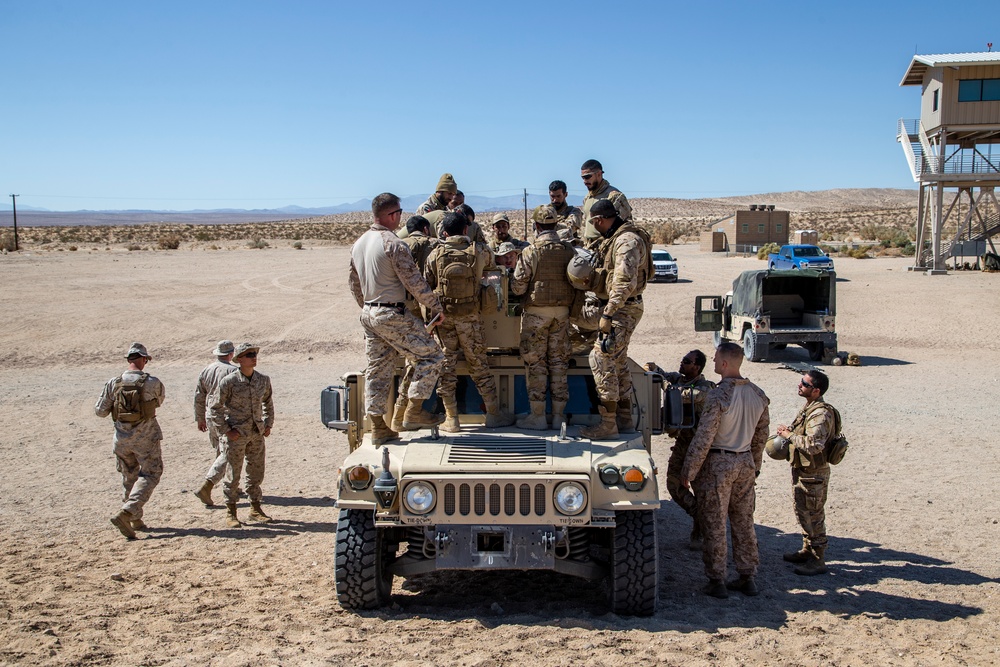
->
[364,301,405,308]
[709,448,746,455]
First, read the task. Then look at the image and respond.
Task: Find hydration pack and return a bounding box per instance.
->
[435,244,480,316]
[111,373,157,423]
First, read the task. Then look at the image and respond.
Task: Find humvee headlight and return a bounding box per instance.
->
[403,482,436,514]
[346,465,372,490]
[554,482,587,516]
[599,465,621,486]
[621,467,647,491]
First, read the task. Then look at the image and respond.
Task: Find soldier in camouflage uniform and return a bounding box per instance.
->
[209,343,274,527]
[549,180,583,242]
[775,369,836,576]
[489,213,529,253]
[581,199,653,440]
[494,241,519,270]
[390,215,442,432]
[416,173,458,216]
[580,159,633,245]
[193,340,238,507]
[95,342,165,540]
[510,205,576,430]
[448,189,465,211]
[425,212,515,432]
[350,193,446,443]
[681,342,770,599]
[647,351,716,547]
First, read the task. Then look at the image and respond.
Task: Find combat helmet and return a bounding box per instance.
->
[567,247,597,291]
[765,434,790,461]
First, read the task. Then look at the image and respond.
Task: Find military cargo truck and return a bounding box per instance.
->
[694,268,837,362]
[323,268,688,616]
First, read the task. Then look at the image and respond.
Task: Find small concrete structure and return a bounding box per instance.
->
[701,206,790,253]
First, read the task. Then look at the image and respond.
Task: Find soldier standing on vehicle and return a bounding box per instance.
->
[580,159,632,245]
[416,173,458,216]
[425,212,516,432]
[648,350,716,547]
[209,343,274,527]
[95,342,165,540]
[390,215,442,432]
[775,369,836,576]
[549,179,583,241]
[581,199,652,440]
[193,340,238,507]
[350,193,446,442]
[510,205,576,430]
[680,342,770,599]
[489,213,529,253]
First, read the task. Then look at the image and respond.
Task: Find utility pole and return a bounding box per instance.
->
[9,194,18,251]
[522,188,528,239]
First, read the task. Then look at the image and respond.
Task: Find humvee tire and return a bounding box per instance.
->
[807,341,824,362]
[335,508,394,610]
[606,510,658,616]
[743,329,765,363]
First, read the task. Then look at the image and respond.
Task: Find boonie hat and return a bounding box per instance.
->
[496,242,518,256]
[213,340,235,356]
[234,342,260,359]
[589,199,617,220]
[125,342,152,360]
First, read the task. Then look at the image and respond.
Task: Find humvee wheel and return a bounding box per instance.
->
[335,508,393,610]
[743,330,765,362]
[807,342,824,362]
[607,510,658,616]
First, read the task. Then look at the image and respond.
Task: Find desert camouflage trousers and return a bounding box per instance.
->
[219,431,266,503]
[792,464,830,555]
[692,450,759,580]
[115,436,163,520]
[437,315,498,407]
[666,431,697,517]
[589,300,643,402]
[361,304,444,416]
[520,311,570,403]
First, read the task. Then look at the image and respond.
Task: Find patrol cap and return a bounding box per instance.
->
[234,342,260,359]
[491,212,510,225]
[125,342,152,360]
[213,340,235,356]
[533,204,558,223]
[435,173,458,194]
[496,241,518,255]
[589,199,617,220]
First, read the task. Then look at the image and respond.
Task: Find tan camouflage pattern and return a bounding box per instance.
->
[349,223,442,315]
[489,234,529,253]
[210,370,274,439]
[95,370,166,519]
[788,399,836,554]
[398,232,441,398]
[551,202,583,238]
[217,432,266,503]
[788,400,837,461]
[589,300,643,402]
[510,230,576,308]
[582,180,632,240]
[593,224,650,312]
[519,311,571,403]
[426,209,489,246]
[416,192,449,216]
[435,313,499,407]
[360,305,444,413]
[661,372,716,517]
[194,359,237,454]
[682,377,770,581]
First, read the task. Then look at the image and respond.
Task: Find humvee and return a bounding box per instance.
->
[694,268,837,362]
[323,268,689,616]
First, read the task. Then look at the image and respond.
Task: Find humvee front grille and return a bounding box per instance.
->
[446,438,548,464]
[443,482,547,517]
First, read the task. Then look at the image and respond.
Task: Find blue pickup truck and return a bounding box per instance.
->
[767,244,834,271]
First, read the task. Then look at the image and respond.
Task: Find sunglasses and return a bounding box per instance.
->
[681,358,697,365]
[243,352,258,358]
[799,379,815,389]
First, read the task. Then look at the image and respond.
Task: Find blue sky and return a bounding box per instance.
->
[2,1,995,211]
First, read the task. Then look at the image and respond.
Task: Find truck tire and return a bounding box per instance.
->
[743,330,765,362]
[335,508,393,610]
[606,510,658,616]
[807,342,824,361]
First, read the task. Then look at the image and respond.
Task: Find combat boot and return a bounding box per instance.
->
[688,521,703,551]
[370,414,398,445]
[400,400,445,431]
[702,579,728,599]
[110,510,137,540]
[484,397,516,428]
[389,397,408,433]
[249,501,272,523]
[130,518,148,531]
[794,548,828,576]
[225,503,241,528]
[195,479,215,507]
[616,397,635,433]
[516,400,548,430]
[580,401,619,440]
[441,398,461,433]
[726,574,759,596]
[783,548,812,564]
[551,400,568,430]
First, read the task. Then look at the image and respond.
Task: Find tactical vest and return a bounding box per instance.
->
[110,372,157,423]
[404,234,436,273]
[790,400,841,469]
[592,223,653,301]
[434,244,480,316]
[524,239,576,308]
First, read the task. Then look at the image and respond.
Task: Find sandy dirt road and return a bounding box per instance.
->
[1,244,998,666]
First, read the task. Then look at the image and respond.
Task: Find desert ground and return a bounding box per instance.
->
[1,240,998,666]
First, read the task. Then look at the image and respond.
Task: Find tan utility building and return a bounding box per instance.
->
[700,205,790,252]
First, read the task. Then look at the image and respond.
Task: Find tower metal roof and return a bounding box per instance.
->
[900,52,1000,86]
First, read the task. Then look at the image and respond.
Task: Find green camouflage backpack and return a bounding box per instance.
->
[824,404,848,465]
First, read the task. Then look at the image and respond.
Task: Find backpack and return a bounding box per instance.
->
[824,404,849,465]
[111,372,157,423]
[435,244,480,316]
